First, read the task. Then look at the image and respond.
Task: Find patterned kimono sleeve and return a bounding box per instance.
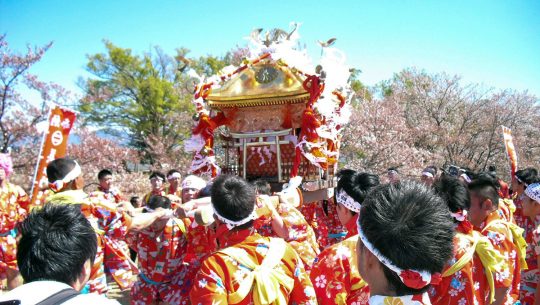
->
[15,186,31,214]
[533,226,540,257]
[485,230,514,288]
[189,255,229,304]
[94,202,130,240]
[310,249,341,304]
[286,247,317,305]
[125,230,139,251]
[281,205,310,241]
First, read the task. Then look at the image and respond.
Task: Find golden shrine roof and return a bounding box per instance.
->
[206,59,309,108]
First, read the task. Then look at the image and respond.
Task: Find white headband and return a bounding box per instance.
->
[49,161,82,192]
[460,173,471,183]
[525,183,540,204]
[144,207,174,218]
[167,172,181,180]
[516,176,528,187]
[357,223,440,289]
[336,189,361,213]
[450,209,468,222]
[422,172,434,178]
[214,206,257,230]
[182,176,206,190]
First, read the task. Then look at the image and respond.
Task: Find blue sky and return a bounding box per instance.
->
[2,0,540,98]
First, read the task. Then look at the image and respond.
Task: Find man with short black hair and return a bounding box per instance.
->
[142,171,167,207]
[387,167,400,183]
[89,169,122,204]
[469,175,526,305]
[127,195,191,304]
[44,157,159,294]
[310,170,380,304]
[0,203,119,304]
[356,181,454,304]
[430,176,505,305]
[166,169,182,197]
[512,167,539,231]
[420,166,437,186]
[190,175,316,304]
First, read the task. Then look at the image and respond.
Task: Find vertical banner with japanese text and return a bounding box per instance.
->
[501,125,518,177]
[30,104,77,205]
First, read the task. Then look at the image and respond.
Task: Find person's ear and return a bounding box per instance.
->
[365,248,381,273]
[482,198,493,211]
[73,259,92,291]
[72,176,85,190]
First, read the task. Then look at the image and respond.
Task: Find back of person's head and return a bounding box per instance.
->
[46,158,77,182]
[17,203,97,285]
[149,171,166,181]
[468,173,500,207]
[97,169,112,181]
[422,166,437,176]
[252,179,272,195]
[358,181,454,296]
[434,176,470,213]
[488,165,497,177]
[336,169,380,213]
[147,195,171,210]
[211,175,256,222]
[516,167,539,186]
[198,182,213,198]
[427,165,438,175]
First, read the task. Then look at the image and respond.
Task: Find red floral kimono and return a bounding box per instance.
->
[190,228,317,305]
[475,209,523,305]
[300,200,345,250]
[0,182,29,287]
[254,202,320,271]
[310,235,369,305]
[429,220,506,305]
[520,214,540,304]
[126,218,191,305]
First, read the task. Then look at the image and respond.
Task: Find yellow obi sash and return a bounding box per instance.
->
[443,231,505,303]
[482,219,528,270]
[219,238,294,305]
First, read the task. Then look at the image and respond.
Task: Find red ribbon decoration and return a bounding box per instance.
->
[291,75,326,177]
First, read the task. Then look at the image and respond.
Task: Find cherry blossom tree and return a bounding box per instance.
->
[0,35,73,187]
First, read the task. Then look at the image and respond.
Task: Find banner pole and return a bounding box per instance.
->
[29,104,54,203]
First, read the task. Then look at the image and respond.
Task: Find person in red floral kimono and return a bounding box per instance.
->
[519,182,540,305]
[252,179,320,272]
[310,170,380,305]
[356,181,454,305]
[167,169,182,195]
[0,153,29,290]
[429,176,506,305]
[190,175,317,305]
[142,172,167,207]
[126,195,192,305]
[512,168,538,231]
[89,169,123,204]
[44,158,154,295]
[468,174,527,305]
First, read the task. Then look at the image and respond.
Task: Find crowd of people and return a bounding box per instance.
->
[1,152,540,305]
